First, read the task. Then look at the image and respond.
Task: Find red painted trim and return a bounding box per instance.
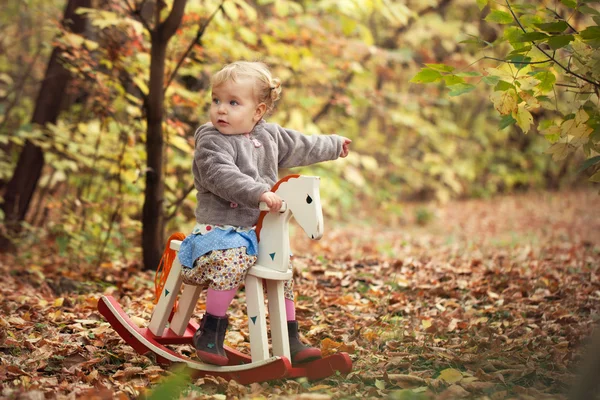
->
[98,296,352,383]
[255,174,300,241]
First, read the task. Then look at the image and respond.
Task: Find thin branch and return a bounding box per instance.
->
[545,7,578,34]
[555,82,580,89]
[164,1,224,92]
[124,0,152,33]
[482,55,553,65]
[165,183,195,221]
[506,0,600,89]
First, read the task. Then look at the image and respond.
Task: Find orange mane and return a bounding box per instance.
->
[255,174,300,242]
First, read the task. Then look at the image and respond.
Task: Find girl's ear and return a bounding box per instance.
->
[254,103,267,121]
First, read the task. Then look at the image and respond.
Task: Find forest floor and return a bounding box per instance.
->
[1,189,599,399]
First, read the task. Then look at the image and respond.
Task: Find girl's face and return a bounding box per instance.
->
[209,79,265,135]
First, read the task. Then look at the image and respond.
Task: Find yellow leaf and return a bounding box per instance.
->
[363,330,379,342]
[131,316,147,328]
[541,125,560,137]
[396,277,409,287]
[590,171,600,183]
[54,297,64,307]
[517,76,540,90]
[439,368,463,384]
[514,104,533,133]
[484,67,515,82]
[490,89,517,115]
[544,142,571,161]
[421,319,432,329]
[320,337,356,356]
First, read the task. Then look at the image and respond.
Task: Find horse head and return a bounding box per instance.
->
[272,175,324,240]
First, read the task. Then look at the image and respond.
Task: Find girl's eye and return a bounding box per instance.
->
[230,100,239,106]
[212,98,219,104]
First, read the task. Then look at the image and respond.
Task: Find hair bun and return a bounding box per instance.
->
[270,78,282,102]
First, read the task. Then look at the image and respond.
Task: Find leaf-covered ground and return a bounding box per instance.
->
[1,189,599,399]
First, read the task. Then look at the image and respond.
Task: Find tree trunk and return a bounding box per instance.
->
[141,0,188,270]
[142,37,167,270]
[0,0,90,251]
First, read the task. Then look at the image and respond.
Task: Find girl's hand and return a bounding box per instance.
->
[340,137,352,158]
[260,191,283,212]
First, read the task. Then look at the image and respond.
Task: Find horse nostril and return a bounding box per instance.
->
[311,234,314,239]
[306,195,312,204]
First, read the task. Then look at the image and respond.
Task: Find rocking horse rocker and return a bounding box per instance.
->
[98,175,353,384]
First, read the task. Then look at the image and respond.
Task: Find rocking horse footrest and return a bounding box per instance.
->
[247,264,292,280]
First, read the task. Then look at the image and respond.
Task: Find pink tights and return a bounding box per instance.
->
[206,288,296,321]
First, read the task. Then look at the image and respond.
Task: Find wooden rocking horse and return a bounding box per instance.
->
[98,175,352,384]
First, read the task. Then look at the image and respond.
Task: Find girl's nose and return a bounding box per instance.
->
[218,104,226,113]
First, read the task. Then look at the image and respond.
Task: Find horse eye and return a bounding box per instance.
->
[306,195,312,204]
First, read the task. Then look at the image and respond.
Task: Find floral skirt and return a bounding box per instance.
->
[181,246,295,300]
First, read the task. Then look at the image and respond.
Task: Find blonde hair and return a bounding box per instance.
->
[211,61,282,114]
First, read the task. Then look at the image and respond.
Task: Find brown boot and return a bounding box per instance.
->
[288,320,322,364]
[193,313,229,366]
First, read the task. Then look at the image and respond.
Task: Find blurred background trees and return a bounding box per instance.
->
[0,0,595,269]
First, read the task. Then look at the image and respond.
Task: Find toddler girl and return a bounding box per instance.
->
[178,61,351,366]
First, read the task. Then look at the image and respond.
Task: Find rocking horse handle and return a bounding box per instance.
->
[259,201,288,212]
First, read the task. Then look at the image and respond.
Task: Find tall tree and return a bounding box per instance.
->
[141,0,188,270]
[0,0,91,251]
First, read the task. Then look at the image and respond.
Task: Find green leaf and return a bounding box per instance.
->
[485,10,514,24]
[580,5,600,16]
[483,75,500,85]
[547,34,574,50]
[515,31,549,42]
[447,83,476,96]
[535,21,568,33]
[147,365,191,400]
[410,68,443,83]
[443,75,466,86]
[425,63,455,72]
[477,0,488,10]
[508,45,533,55]
[580,26,600,48]
[534,70,556,92]
[577,155,600,174]
[495,80,515,91]
[499,114,517,129]
[456,71,482,77]
[508,55,532,66]
[559,0,577,8]
[439,368,463,384]
[375,379,386,390]
[341,15,358,35]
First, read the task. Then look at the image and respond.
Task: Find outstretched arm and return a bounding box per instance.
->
[271,124,346,168]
